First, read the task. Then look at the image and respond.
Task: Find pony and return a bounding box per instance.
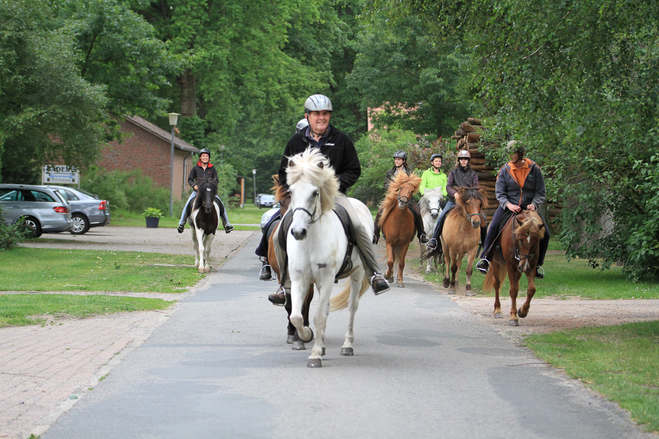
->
[418,187,444,273]
[188,178,220,273]
[277,148,371,368]
[428,187,488,295]
[482,210,546,326]
[378,171,422,287]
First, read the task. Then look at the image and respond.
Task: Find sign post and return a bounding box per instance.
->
[42,166,80,187]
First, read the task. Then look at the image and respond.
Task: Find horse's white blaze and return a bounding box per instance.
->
[420,188,444,272]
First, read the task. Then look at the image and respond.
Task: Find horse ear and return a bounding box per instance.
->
[289,159,295,167]
[538,223,545,230]
[317,161,324,169]
[516,217,524,227]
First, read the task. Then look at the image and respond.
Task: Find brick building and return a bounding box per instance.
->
[98,116,199,200]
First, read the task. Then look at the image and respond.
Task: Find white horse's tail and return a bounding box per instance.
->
[329,274,370,312]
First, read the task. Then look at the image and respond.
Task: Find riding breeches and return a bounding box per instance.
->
[431,200,455,241]
[180,191,230,227]
[335,193,382,276]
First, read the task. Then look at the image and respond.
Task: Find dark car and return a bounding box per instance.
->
[0,184,72,237]
[46,185,111,235]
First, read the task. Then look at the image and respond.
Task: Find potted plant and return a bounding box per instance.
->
[142,207,164,228]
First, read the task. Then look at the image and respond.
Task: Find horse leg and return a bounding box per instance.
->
[384,243,395,283]
[442,243,451,289]
[518,272,536,318]
[397,243,409,287]
[192,227,200,268]
[195,229,207,273]
[292,285,315,351]
[448,252,460,294]
[307,276,334,368]
[492,264,503,319]
[285,292,295,344]
[289,278,313,345]
[202,234,214,272]
[507,265,521,326]
[341,271,364,356]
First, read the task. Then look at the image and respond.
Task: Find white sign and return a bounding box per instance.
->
[42,165,80,184]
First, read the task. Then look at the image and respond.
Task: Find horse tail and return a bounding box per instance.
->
[482,262,507,293]
[330,274,370,312]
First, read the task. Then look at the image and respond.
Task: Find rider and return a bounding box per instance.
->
[177,148,233,234]
[475,141,549,278]
[373,151,429,245]
[419,153,448,199]
[255,118,309,281]
[426,150,485,253]
[267,94,390,305]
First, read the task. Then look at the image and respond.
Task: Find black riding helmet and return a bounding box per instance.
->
[199,148,211,158]
[430,153,443,163]
[393,150,407,161]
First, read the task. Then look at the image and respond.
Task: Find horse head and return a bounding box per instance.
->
[196,179,217,213]
[456,187,488,229]
[513,211,546,274]
[422,187,443,219]
[286,148,339,241]
[388,172,421,210]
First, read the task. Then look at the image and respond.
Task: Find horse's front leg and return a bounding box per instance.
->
[448,252,461,294]
[492,265,503,319]
[442,242,451,289]
[341,270,365,357]
[396,242,409,287]
[518,271,537,319]
[195,229,207,273]
[202,234,214,272]
[191,228,200,268]
[308,275,335,368]
[384,243,395,283]
[507,265,521,326]
[289,277,313,345]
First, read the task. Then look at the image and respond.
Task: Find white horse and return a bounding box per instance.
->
[419,187,444,273]
[282,148,371,368]
[189,179,220,273]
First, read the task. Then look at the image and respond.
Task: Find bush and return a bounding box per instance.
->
[82,168,169,214]
[0,206,29,250]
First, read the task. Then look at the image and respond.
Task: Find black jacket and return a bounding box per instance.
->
[447,165,479,201]
[188,162,219,188]
[278,125,361,193]
[384,165,412,191]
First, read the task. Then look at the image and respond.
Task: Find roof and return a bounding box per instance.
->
[125,115,200,153]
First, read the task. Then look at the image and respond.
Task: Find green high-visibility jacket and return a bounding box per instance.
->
[419,168,448,196]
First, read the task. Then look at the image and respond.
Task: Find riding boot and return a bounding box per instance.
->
[373,207,383,244]
[478,224,487,253]
[259,258,272,281]
[408,204,428,243]
[268,284,286,306]
[427,213,447,251]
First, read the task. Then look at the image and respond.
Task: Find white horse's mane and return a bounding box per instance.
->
[419,187,443,216]
[286,148,339,213]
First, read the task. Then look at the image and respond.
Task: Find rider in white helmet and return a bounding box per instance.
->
[265,94,390,305]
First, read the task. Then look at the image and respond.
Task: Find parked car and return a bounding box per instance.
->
[256,193,276,209]
[46,185,111,235]
[0,184,72,237]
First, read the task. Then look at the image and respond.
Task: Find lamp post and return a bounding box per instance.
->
[252,169,257,206]
[168,112,180,217]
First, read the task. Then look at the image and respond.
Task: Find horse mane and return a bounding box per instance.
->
[453,187,489,210]
[270,174,289,202]
[517,211,546,240]
[379,172,421,226]
[194,179,218,209]
[286,148,339,213]
[419,187,443,216]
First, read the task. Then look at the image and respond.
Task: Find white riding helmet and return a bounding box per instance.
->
[304,94,333,113]
[296,118,309,134]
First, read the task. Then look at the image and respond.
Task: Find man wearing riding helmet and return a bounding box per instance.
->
[177,148,233,234]
[476,141,549,278]
[373,150,429,245]
[427,149,485,253]
[419,153,448,198]
[266,94,390,305]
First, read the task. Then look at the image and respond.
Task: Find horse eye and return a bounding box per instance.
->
[313,190,319,197]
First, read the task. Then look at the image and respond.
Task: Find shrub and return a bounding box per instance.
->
[0,206,29,250]
[142,207,164,218]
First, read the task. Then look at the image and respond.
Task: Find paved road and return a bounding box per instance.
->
[42,236,654,439]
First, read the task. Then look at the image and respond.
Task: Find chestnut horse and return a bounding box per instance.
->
[482,211,546,326]
[435,187,488,295]
[378,172,421,287]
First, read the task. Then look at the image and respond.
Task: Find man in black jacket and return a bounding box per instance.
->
[266,94,390,305]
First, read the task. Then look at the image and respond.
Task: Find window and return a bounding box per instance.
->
[0,189,19,201]
[29,191,55,202]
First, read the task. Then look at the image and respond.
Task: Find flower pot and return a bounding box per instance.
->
[145,217,160,228]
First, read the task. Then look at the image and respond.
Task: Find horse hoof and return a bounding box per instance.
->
[518,307,528,318]
[299,328,313,344]
[198,268,205,274]
[442,279,450,288]
[465,290,476,297]
[307,358,322,368]
[425,268,432,273]
[397,282,404,288]
[509,319,519,326]
[341,347,354,356]
[494,312,503,319]
[287,334,295,344]
[292,341,306,350]
[322,347,326,356]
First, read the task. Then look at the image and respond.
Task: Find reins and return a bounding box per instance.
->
[512,213,536,263]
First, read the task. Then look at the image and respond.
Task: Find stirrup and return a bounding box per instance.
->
[476,258,489,274]
[427,238,438,250]
[371,274,390,295]
[259,264,272,281]
[535,266,545,279]
[419,234,429,244]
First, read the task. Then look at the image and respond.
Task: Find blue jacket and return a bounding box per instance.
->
[495,159,546,210]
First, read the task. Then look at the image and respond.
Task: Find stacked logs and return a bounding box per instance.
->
[450,118,498,220]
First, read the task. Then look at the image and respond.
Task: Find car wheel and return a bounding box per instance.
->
[71,213,90,234]
[22,216,42,238]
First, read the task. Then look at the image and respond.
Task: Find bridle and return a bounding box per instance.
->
[511,213,536,263]
[292,190,322,224]
[397,187,411,206]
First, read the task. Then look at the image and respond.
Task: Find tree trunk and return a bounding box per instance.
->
[179,68,197,116]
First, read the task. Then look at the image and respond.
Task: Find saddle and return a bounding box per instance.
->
[488,210,516,261]
[277,204,357,281]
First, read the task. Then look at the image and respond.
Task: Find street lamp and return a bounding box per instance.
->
[168,112,180,217]
[252,169,257,206]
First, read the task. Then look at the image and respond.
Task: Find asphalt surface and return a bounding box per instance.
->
[41,235,654,439]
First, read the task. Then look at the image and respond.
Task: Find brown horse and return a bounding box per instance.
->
[438,187,488,295]
[482,210,546,326]
[265,176,315,348]
[378,172,421,287]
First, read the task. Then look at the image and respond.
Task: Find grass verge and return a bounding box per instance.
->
[524,321,659,433]
[109,207,262,230]
[0,248,203,292]
[0,294,172,327]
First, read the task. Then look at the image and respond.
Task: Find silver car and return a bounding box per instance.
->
[46,185,111,235]
[0,184,72,237]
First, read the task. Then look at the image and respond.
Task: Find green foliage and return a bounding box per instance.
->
[0,206,29,250]
[82,168,169,213]
[142,207,164,219]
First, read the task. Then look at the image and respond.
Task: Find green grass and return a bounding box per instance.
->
[0,294,172,327]
[408,242,659,300]
[0,248,203,292]
[109,207,262,230]
[524,321,659,433]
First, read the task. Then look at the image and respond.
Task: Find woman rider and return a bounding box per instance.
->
[419,153,448,202]
[177,148,233,233]
[373,150,429,245]
[427,150,485,253]
[475,141,549,278]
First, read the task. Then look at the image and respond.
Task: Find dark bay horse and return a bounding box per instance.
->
[378,172,421,287]
[482,210,546,326]
[189,178,220,273]
[434,187,488,295]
